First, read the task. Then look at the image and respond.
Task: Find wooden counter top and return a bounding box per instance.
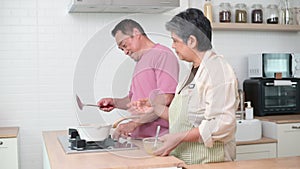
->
[256,114,300,124]
[42,130,184,169]
[43,130,300,169]
[236,137,277,146]
[183,156,300,169]
[0,127,19,138]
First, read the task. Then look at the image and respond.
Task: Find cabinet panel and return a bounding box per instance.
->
[277,123,300,157]
[236,143,277,161]
[0,138,19,169]
[43,142,51,169]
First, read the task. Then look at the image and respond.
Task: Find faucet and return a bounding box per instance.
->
[236,89,245,120]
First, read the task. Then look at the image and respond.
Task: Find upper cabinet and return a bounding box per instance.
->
[68,0,180,13]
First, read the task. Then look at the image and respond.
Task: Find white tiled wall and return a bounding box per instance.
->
[0,0,299,169]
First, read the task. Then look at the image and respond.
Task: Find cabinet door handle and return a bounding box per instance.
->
[291,126,300,129]
[0,141,3,145]
[265,82,274,86]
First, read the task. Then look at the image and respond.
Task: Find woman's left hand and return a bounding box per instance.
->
[127,98,153,114]
[112,121,138,139]
[153,132,186,156]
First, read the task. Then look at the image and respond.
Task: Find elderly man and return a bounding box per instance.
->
[97,19,179,139]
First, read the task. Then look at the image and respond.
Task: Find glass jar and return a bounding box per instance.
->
[219,3,232,22]
[251,4,263,23]
[204,0,213,23]
[266,4,279,24]
[281,0,293,25]
[235,3,247,23]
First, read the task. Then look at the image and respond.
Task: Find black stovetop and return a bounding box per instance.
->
[57,128,138,154]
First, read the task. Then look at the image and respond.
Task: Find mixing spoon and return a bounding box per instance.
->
[154,125,161,147]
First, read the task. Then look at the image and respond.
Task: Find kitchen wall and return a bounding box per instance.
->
[0,0,299,169]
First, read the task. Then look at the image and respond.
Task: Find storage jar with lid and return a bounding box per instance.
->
[219,3,232,22]
[235,3,247,23]
[266,4,279,24]
[251,4,263,23]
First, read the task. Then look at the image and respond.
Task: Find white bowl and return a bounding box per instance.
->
[77,124,112,142]
[143,137,164,155]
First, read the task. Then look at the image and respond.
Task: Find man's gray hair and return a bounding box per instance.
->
[111,19,146,37]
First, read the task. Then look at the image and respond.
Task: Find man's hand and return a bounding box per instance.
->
[97,98,115,112]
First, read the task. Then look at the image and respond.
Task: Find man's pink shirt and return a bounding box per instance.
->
[129,44,179,138]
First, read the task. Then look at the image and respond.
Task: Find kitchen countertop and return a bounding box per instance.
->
[256,114,300,124]
[43,130,300,169]
[0,127,19,138]
[184,156,300,169]
[42,130,184,169]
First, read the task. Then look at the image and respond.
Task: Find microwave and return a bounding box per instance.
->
[248,53,300,78]
[243,78,300,116]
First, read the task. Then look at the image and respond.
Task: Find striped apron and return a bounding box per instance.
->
[168,92,225,165]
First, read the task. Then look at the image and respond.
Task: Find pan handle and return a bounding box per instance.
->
[112,116,140,128]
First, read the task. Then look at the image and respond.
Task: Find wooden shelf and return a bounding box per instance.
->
[212,23,300,32]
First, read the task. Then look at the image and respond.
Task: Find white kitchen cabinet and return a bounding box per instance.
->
[236,137,277,161]
[43,141,51,169]
[262,121,300,157]
[0,127,19,169]
[236,143,277,161]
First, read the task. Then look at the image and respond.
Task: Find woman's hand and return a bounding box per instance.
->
[127,98,154,114]
[153,132,186,156]
[112,121,139,139]
[127,99,159,123]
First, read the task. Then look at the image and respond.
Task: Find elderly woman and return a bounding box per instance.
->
[129,8,239,164]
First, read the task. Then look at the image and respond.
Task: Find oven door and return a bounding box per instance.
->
[263,79,300,114]
[263,53,293,78]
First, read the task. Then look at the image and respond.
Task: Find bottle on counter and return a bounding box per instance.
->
[204,0,213,23]
[251,4,263,23]
[266,4,279,24]
[235,3,248,23]
[245,101,254,120]
[219,2,232,23]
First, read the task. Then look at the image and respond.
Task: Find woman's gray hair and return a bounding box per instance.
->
[166,8,212,51]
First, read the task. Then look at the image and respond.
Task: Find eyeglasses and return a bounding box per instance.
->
[118,35,133,51]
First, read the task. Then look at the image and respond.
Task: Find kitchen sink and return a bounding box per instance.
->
[236,119,262,142]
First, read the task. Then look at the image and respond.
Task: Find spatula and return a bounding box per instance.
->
[76,94,100,110]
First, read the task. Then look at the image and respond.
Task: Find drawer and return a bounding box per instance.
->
[236,143,277,161]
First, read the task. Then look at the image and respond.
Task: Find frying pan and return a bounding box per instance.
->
[77,116,140,141]
[75,94,140,141]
